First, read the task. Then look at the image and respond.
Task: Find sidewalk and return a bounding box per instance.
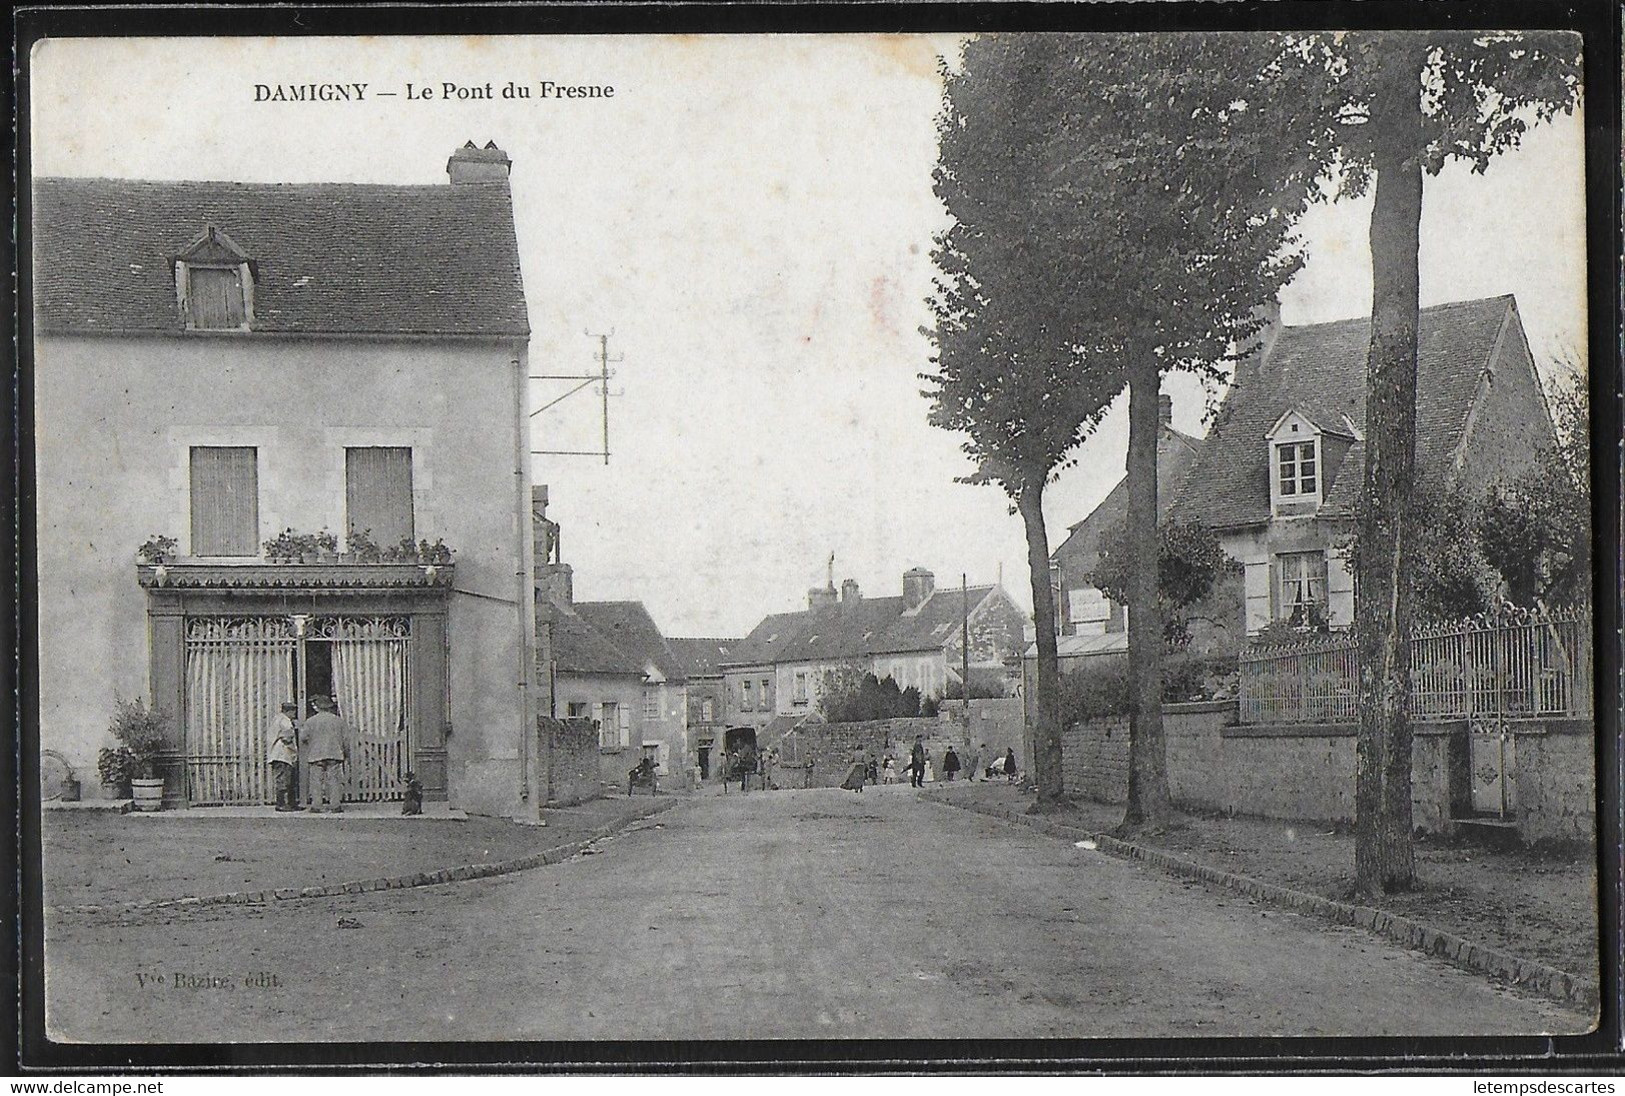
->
[931,782,1598,982]
[42,792,673,910]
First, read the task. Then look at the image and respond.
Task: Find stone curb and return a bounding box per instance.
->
[55,799,679,916]
[933,794,1599,1015]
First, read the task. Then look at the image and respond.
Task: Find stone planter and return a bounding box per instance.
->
[130,777,165,812]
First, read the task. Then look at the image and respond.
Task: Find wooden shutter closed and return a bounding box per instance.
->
[190,447,258,556]
[346,447,414,546]
[188,267,245,329]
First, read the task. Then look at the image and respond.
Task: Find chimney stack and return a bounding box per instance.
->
[539,563,573,607]
[808,584,837,612]
[1234,297,1283,391]
[1158,394,1173,430]
[902,567,936,612]
[447,140,512,185]
[840,578,861,605]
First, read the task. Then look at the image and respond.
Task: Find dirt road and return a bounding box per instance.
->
[45,784,1588,1042]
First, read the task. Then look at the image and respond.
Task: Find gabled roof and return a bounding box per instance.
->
[667,637,742,679]
[1169,296,1517,529]
[724,585,1006,666]
[573,601,685,682]
[543,604,645,678]
[1052,426,1203,573]
[33,176,530,337]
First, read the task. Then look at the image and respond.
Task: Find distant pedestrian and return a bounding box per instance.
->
[882,755,897,784]
[268,701,301,811]
[966,744,983,784]
[910,735,926,788]
[943,747,961,782]
[1003,747,1017,782]
[300,695,350,812]
[867,756,878,784]
[841,745,867,792]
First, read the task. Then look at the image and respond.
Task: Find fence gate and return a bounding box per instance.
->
[183,615,411,805]
[184,617,297,805]
[1469,720,1509,817]
[309,616,412,802]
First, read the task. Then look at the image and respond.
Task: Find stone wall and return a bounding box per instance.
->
[544,716,602,807]
[1061,702,1593,844]
[1509,719,1595,845]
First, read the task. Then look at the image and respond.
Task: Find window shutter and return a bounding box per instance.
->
[618,705,631,746]
[190,447,258,556]
[189,267,245,328]
[346,447,414,546]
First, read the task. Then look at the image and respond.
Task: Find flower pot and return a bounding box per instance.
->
[101,781,127,800]
[130,777,165,812]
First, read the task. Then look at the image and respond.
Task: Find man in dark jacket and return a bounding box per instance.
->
[910,735,927,788]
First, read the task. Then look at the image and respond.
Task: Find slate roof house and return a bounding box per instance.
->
[1051,394,1205,648]
[667,637,741,781]
[720,569,1027,753]
[33,143,540,815]
[1168,294,1557,638]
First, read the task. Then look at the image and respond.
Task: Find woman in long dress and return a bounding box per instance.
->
[840,745,867,792]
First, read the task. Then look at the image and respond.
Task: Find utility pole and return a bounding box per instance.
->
[530,331,622,463]
[962,573,971,723]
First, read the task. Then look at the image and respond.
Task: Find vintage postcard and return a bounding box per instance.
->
[20,19,1608,1064]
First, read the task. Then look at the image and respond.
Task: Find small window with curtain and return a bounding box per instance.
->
[346,447,414,547]
[1277,551,1328,625]
[190,446,258,556]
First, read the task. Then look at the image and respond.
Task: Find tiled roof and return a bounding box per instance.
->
[32,176,530,337]
[724,586,1004,666]
[543,604,645,677]
[573,602,685,682]
[667,637,741,678]
[1052,426,1203,572]
[1168,296,1515,529]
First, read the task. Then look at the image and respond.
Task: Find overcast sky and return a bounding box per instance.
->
[31,34,1588,637]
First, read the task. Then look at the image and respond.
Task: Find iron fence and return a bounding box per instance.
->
[1238,606,1593,725]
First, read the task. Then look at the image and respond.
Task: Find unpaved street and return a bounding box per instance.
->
[45,785,1588,1042]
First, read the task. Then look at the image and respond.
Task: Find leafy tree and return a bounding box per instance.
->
[923,36,1122,809]
[1087,521,1235,649]
[1282,31,1580,894]
[1025,35,1329,832]
[1344,482,1499,624]
[819,668,921,723]
[1478,374,1591,608]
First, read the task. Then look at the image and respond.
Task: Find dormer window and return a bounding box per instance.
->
[1277,440,1318,498]
[1266,410,1328,517]
[174,226,255,331]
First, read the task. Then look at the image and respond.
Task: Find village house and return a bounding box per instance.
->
[33,142,538,815]
[1167,294,1557,638]
[667,637,740,782]
[719,568,1028,759]
[573,601,689,783]
[536,560,647,787]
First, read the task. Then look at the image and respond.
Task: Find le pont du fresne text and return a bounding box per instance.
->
[253,81,616,102]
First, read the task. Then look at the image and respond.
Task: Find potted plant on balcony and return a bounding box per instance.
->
[347,528,381,564]
[136,534,178,565]
[314,528,340,563]
[109,698,172,812]
[96,745,135,800]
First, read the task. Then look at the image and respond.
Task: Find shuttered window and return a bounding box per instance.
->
[187,266,246,329]
[190,447,259,556]
[345,447,414,546]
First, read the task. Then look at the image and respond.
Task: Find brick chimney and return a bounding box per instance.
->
[447,140,511,185]
[1159,394,1173,430]
[840,578,861,605]
[902,567,935,612]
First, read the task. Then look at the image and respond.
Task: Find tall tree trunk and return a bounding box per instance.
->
[1018,479,1064,809]
[1122,355,1171,828]
[1354,66,1424,896]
